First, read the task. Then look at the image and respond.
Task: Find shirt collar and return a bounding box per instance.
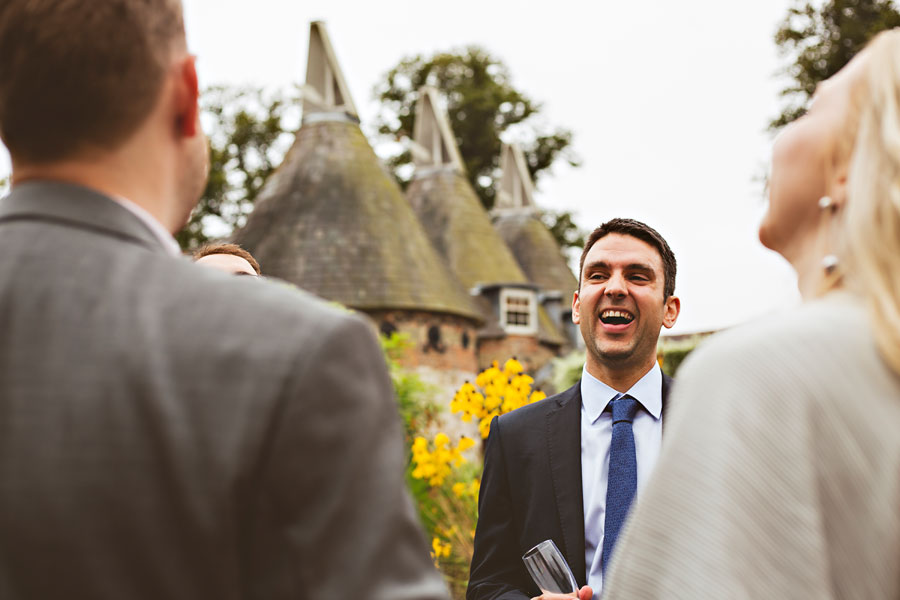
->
[112,196,181,257]
[580,362,663,424]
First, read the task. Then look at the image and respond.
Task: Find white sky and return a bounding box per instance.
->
[0,0,804,335]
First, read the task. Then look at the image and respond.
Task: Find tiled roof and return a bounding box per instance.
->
[406,170,529,289]
[493,211,578,302]
[232,120,483,322]
[407,170,565,346]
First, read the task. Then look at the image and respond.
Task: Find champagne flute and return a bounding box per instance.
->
[522,539,578,597]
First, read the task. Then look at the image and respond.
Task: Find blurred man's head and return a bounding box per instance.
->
[0,0,208,231]
[194,243,261,277]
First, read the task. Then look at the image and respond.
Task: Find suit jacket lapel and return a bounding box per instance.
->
[546,382,587,585]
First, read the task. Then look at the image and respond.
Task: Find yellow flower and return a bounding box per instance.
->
[410,434,475,487]
[503,357,523,375]
[454,358,543,435]
[511,373,534,392]
[451,477,481,499]
[478,415,494,439]
[484,393,501,411]
[430,536,451,561]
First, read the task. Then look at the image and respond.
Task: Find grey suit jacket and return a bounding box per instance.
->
[0,181,449,600]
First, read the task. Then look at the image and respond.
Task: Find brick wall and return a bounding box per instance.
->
[476,335,560,376]
[365,309,480,373]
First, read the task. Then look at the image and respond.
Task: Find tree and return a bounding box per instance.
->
[541,210,585,250]
[176,85,299,250]
[772,0,900,129]
[372,46,584,248]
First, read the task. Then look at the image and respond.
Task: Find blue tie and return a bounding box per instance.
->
[601,393,639,574]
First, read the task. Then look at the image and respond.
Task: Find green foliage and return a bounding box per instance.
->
[541,209,585,250]
[176,85,300,251]
[551,349,586,392]
[379,332,442,523]
[380,332,442,444]
[772,0,900,129]
[372,46,583,248]
[657,336,704,377]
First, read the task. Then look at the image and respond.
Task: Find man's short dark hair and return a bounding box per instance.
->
[193,243,261,275]
[0,0,185,164]
[578,218,677,298]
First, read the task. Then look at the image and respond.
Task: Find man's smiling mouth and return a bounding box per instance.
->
[599,309,634,325]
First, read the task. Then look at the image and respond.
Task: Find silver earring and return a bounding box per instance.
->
[818,196,837,212]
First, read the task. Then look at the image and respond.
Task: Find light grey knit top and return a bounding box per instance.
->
[604,291,900,599]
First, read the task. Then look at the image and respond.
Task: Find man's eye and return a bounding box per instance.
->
[589,273,607,280]
[630,275,649,282]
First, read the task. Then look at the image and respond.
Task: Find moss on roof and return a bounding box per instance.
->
[406,171,529,289]
[232,121,482,322]
[493,211,578,302]
[406,171,567,344]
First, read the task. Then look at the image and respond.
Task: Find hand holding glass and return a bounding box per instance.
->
[522,539,578,596]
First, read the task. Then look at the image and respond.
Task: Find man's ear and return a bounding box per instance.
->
[174,55,200,138]
[572,290,581,325]
[662,295,681,329]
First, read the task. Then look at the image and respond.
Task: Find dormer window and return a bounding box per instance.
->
[500,288,537,335]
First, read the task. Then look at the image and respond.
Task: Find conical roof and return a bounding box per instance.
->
[492,144,578,302]
[406,170,530,289]
[493,212,578,302]
[232,25,481,321]
[406,90,564,346]
[406,88,529,289]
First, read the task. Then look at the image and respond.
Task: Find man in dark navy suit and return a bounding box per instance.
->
[468,218,681,600]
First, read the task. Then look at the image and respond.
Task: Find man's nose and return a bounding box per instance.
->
[604,272,627,297]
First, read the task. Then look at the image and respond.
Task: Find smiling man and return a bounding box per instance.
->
[467,218,680,600]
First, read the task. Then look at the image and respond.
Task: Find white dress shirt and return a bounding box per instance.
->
[581,363,663,596]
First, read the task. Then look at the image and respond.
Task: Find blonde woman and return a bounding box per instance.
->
[603,30,900,599]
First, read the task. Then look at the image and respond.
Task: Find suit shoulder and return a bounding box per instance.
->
[142,256,376,360]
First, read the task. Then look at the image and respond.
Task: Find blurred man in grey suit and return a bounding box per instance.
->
[0,1,448,599]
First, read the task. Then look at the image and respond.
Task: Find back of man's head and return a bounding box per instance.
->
[194,243,262,276]
[0,0,186,164]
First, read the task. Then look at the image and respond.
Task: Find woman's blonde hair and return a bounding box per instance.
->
[841,29,900,374]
